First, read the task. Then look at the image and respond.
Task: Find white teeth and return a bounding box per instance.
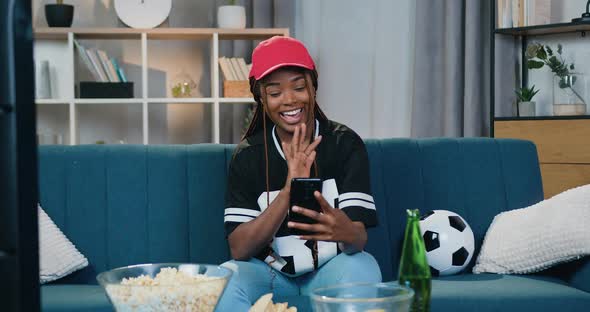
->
[282,108,302,116]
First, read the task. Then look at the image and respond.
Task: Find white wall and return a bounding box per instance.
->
[295,0,415,138]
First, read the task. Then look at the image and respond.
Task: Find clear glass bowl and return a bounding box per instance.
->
[311,282,414,312]
[97,263,232,312]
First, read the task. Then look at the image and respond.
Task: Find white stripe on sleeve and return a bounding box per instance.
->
[224,215,255,223]
[224,208,261,217]
[339,199,376,210]
[338,192,374,203]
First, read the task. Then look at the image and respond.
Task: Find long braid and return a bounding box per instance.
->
[260,88,271,207]
[303,72,321,270]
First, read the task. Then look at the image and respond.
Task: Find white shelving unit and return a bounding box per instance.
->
[34,28,288,145]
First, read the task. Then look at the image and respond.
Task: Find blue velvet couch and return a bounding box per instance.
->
[39,138,590,311]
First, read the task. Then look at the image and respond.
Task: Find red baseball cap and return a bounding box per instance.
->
[249,36,316,80]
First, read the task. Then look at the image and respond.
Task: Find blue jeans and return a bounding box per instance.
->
[215,251,382,312]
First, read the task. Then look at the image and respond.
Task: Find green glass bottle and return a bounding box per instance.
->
[398,209,432,312]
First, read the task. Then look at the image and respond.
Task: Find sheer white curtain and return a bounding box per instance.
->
[294,0,415,138]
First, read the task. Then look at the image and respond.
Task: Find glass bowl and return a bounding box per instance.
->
[97,263,232,312]
[311,282,414,312]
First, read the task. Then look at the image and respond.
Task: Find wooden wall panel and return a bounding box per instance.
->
[540,164,590,199]
[495,119,590,199]
[495,119,590,163]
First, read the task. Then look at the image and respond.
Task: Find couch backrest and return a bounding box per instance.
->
[38,138,543,284]
[364,138,544,280]
[38,144,234,284]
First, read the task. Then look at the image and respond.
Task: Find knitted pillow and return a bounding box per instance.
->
[473,184,590,274]
[39,204,88,283]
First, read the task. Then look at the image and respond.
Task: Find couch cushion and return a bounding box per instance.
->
[41,285,111,312]
[431,274,590,312]
[363,140,395,281]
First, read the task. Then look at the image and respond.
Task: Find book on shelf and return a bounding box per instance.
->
[96,50,120,82]
[219,56,251,81]
[497,0,551,28]
[110,58,127,82]
[237,58,250,80]
[85,49,109,82]
[74,41,128,83]
[219,57,236,81]
[74,40,101,82]
[230,57,245,80]
[527,0,551,26]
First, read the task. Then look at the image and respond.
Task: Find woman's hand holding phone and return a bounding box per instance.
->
[288,191,361,246]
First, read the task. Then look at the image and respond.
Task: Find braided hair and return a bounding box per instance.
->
[243,66,327,207]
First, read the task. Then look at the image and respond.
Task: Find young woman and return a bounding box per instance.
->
[217,36,381,311]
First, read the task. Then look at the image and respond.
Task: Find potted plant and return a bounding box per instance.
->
[45,0,74,27]
[217,0,246,29]
[515,85,539,117]
[526,43,587,116]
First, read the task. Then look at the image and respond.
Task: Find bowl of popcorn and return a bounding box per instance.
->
[97,263,232,312]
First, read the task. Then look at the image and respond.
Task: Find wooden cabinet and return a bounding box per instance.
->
[495,118,590,198]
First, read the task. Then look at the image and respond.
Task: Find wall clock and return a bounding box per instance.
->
[114,0,172,29]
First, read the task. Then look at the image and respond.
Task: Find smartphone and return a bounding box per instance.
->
[289,178,323,236]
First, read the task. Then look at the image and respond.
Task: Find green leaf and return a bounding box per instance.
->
[570,64,575,70]
[546,46,553,56]
[557,44,563,54]
[537,46,547,60]
[527,60,544,69]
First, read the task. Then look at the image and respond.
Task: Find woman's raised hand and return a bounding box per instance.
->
[282,123,322,187]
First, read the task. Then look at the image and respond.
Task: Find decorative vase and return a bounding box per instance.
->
[518,101,536,117]
[217,5,246,29]
[45,4,74,27]
[553,73,588,116]
[170,70,197,98]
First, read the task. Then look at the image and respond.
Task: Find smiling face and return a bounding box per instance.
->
[262,67,313,142]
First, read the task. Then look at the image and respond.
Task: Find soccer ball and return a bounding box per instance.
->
[419,210,474,276]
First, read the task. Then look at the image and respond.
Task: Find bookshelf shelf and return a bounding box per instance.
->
[494,22,590,36]
[34,27,289,145]
[74,99,143,104]
[148,97,215,103]
[36,99,68,105]
[219,98,256,103]
[34,28,289,40]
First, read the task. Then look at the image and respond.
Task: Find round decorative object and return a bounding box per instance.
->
[419,210,475,276]
[114,0,172,29]
[45,4,74,27]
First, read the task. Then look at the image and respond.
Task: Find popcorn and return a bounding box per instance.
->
[249,293,297,312]
[105,267,227,312]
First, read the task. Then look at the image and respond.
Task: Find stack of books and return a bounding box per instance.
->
[219,57,251,81]
[74,40,128,83]
[219,57,252,98]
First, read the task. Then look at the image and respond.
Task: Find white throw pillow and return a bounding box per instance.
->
[39,204,88,283]
[473,184,590,274]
